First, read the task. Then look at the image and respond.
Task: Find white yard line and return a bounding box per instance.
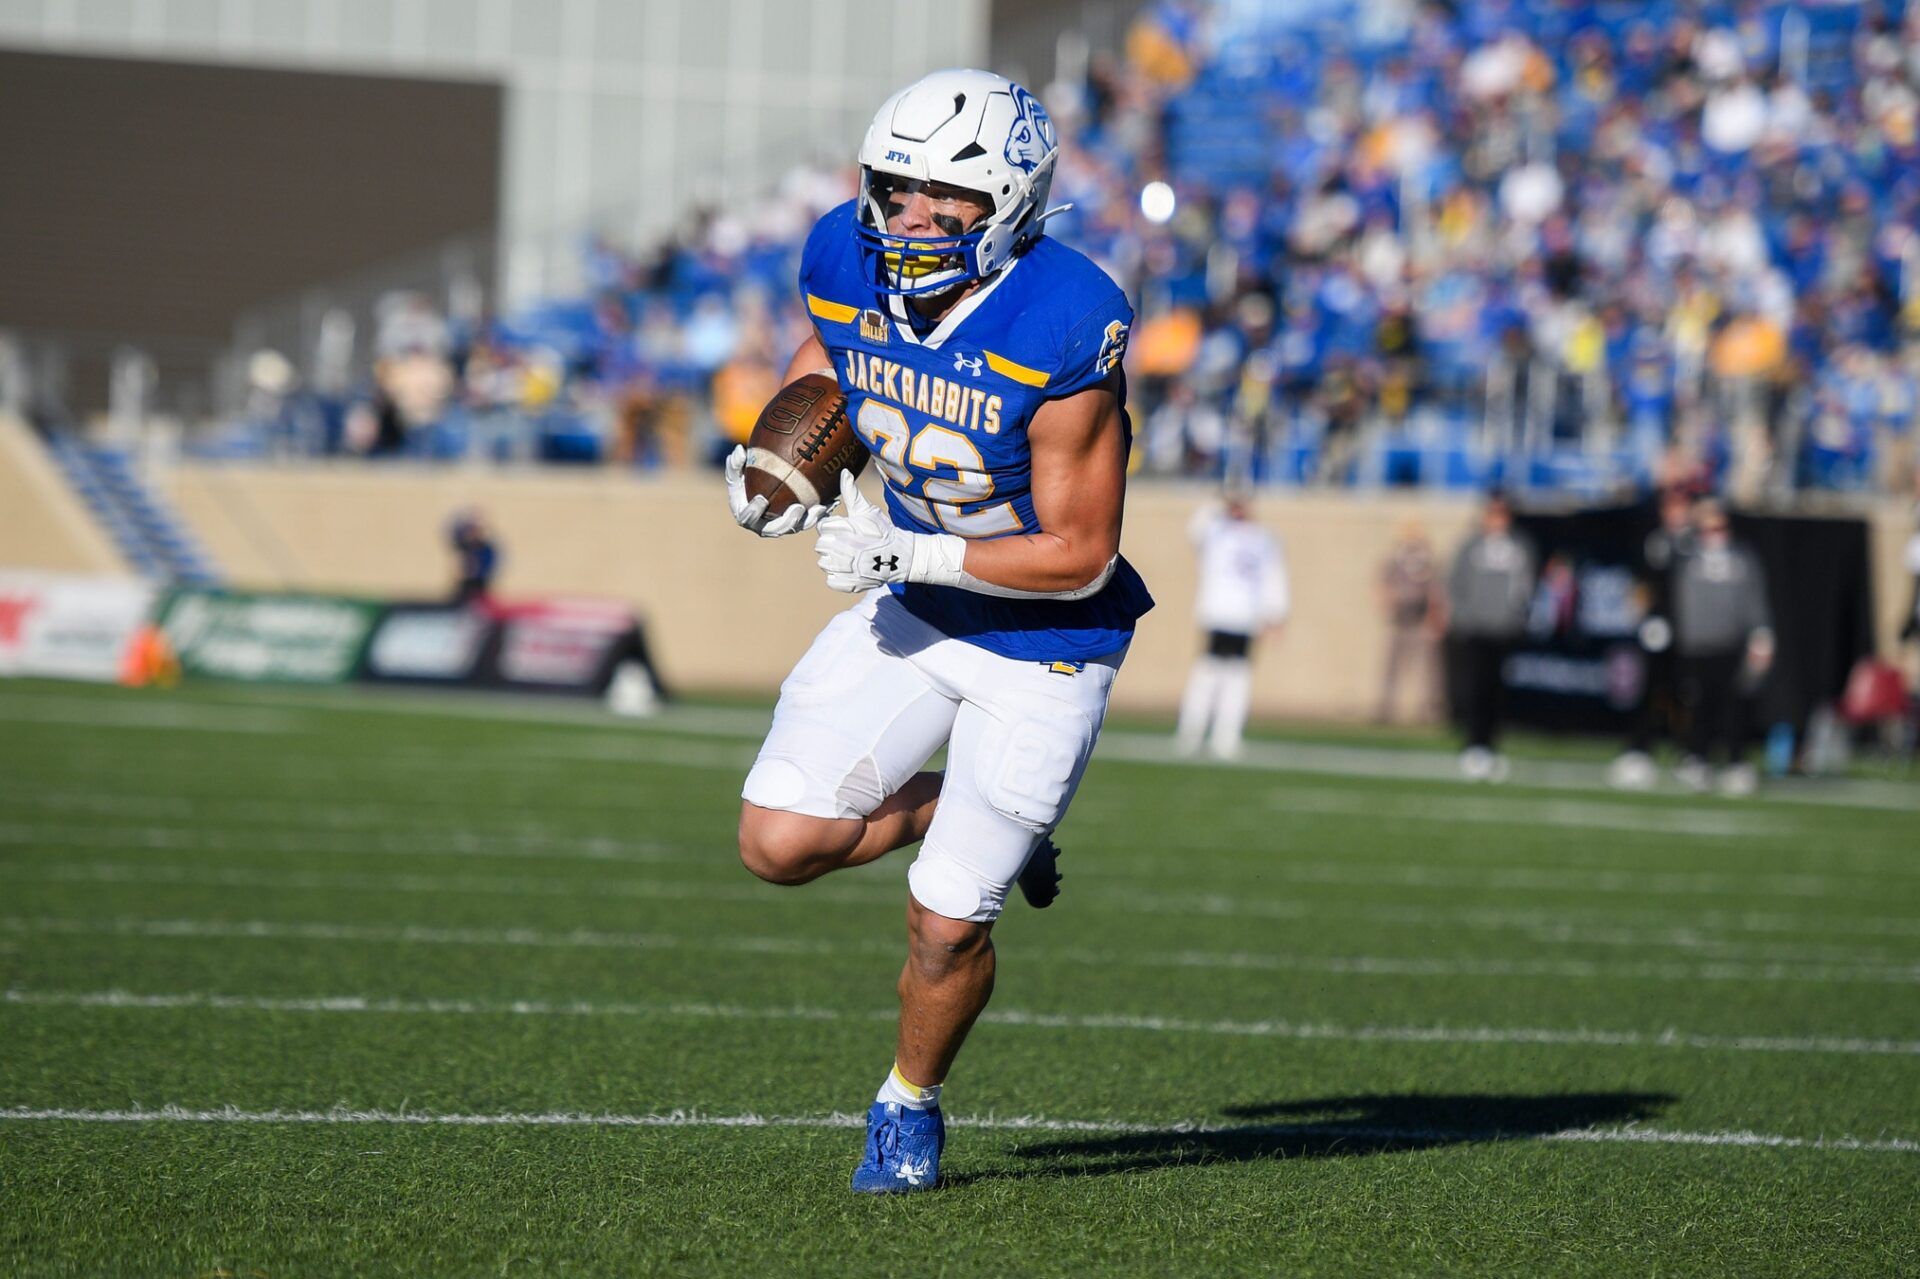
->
[1131,891,1920,941]
[20,787,686,825]
[33,745,744,779]
[0,685,767,737]
[1091,734,1920,814]
[7,684,1916,812]
[6,914,1918,985]
[16,793,1918,898]
[0,861,884,905]
[0,915,855,956]
[0,1102,1912,1154]
[0,698,300,734]
[3,819,1907,903]
[0,822,690,866]
[1160,863,1888,902]
[8,987,1918,1058]
[0,685,772,737]
[507,737,760,769]
[1262,790,1796,839]
[9,861,1920,957]
[1048,946,1920,985]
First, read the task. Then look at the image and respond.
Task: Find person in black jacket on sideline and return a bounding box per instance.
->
[1672,499,1773,796]
[1447,490,1537,782]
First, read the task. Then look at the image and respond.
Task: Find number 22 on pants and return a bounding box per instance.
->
[856,400,1023,538]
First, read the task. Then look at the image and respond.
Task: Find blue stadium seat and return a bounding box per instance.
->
[42,437,222,584]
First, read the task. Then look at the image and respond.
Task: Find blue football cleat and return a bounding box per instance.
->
[851,1101,945,1194]
[1017,835,1062,909]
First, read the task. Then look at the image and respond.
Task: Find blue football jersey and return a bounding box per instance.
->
[798,200,1154,661]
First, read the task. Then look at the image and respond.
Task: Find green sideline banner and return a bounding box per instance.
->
[154,588,381,684]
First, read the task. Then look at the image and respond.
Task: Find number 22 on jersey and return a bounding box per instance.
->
[855,400,1024,538]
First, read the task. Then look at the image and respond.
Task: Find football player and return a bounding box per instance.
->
[724,69,1153,1193]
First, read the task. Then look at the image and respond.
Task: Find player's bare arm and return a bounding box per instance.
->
[949,373,1126,596]
[781,332,832,384]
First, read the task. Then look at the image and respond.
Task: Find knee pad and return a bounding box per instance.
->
[975,701,1092,832]
[908,852,985,922]
[742,757,809,811]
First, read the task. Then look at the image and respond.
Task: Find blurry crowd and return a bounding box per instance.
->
[1078,0,1920,495]
[224,0,1920,500]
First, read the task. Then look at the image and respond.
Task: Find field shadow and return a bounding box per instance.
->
[962,1091,1675,1184]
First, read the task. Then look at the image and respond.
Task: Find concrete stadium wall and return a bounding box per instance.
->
[0,415,127,575]
[0,0,988,308]
[157,462,1917,720]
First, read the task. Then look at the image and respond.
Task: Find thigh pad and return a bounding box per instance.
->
[973,697,1096,832]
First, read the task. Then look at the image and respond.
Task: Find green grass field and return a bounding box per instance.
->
[1,678,1917,1276]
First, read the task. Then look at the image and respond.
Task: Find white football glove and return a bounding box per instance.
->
[725,444,831,537]
[809,469,1116,600]
[814,470,921,592]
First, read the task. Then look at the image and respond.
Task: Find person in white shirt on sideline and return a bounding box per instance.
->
[1175,487,1290,759]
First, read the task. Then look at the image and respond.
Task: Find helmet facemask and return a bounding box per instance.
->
[855,172,997,299]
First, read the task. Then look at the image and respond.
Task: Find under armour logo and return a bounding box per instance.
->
[872,554,900,573]
[953,353,983,376]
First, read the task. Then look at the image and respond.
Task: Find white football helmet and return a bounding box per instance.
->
[855,68,1062,297]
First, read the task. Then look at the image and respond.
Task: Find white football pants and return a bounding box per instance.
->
[743,589,1124,923]
[1175,656,1253,759]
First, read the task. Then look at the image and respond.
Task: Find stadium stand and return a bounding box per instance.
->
[43,437,220,585]
[0,413,128,575]
[190,0,1918,503]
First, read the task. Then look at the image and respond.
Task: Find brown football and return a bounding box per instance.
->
[742,372,867,516]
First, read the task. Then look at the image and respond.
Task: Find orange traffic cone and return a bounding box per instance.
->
[119,624,180,688]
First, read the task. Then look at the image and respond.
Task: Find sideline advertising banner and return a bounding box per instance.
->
[485,597,642,694]
[0,571,156,682]
[156,588,380,684]
[362,604,496,684]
